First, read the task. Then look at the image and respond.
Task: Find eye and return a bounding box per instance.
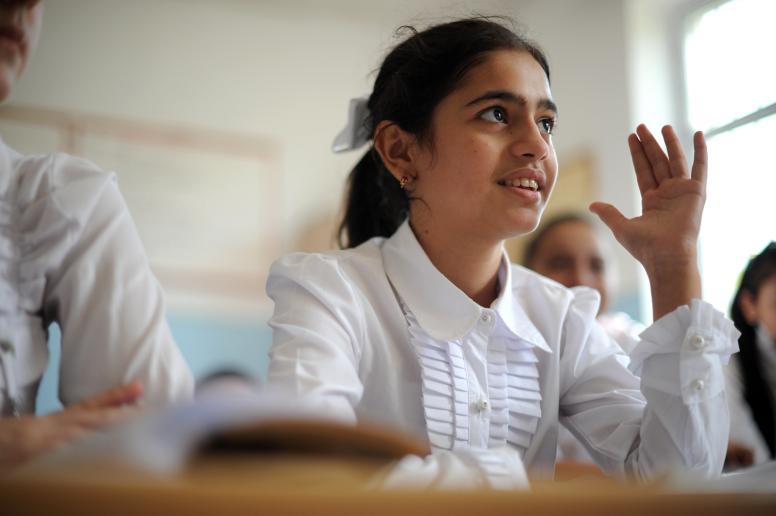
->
[479,106,508,124]
[538,117,556,135]
[590,257,605,274]
[547,256,573,271]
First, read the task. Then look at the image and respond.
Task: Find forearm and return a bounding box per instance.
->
[626,300,740,479]
[628,386,728,481]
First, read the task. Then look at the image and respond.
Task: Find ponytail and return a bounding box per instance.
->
[338,148,409,248]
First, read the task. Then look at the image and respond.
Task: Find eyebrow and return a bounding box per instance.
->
[465,90,558,116]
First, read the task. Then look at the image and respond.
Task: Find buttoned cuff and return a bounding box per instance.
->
[628,299,740,404]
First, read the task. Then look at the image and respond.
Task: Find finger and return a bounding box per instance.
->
[74,381,144,411]
[4,420,89,468]
[76,406,141,429]
[56,404,141,430]
[691,131,707,185]
[636,124,671,183]
[588,202,628,240]
[628,133,657,195]
[661,125,689,178]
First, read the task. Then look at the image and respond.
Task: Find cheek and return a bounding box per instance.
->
[593,277,608,296]
[761,301,776,337]
[435,137,495,185]
[544,149,559,193]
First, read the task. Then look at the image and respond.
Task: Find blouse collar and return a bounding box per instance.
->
[381,220,550,352]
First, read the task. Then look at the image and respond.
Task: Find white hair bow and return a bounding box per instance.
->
[332,96,371,153]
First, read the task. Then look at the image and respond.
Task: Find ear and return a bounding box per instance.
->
[373,120,420,184]
[739,291,759,325]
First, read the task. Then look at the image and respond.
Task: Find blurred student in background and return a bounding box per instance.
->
[523,213,644,353]
[0,0,192,471]
[523,213,644,466]
[725,242,776,469]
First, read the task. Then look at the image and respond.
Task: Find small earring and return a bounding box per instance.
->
[399,176,410,189]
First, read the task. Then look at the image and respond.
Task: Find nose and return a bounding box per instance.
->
[509,117,550,161]
[569,265,594,289]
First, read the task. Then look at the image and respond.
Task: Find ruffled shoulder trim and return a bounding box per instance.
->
[1,151,113,312]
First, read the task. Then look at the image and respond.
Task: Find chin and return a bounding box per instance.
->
[502,209,542,238]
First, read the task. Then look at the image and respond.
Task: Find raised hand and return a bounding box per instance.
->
[589,124,706,320]
[0,381,143,472]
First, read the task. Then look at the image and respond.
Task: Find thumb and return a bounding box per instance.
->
[589,202,628,237]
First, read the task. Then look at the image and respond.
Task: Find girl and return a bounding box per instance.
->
[726,243,776,467]
[265,18,738,482]
[0,0,192,470]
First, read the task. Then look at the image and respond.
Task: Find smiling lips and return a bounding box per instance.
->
[497,177,540,192]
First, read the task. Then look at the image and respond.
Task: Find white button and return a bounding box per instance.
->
[691,379,705,392]
[690,335,706,350]
[480,312,492,324]
[476,398,490,411]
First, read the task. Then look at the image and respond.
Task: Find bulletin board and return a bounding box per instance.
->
[0,104,282,318]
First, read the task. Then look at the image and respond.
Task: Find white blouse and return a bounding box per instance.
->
[0,141,193,416]
[265,220,739,480]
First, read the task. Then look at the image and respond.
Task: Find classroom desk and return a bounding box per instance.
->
[3,456,776,516]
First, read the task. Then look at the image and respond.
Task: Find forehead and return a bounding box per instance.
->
[454,49,553,101]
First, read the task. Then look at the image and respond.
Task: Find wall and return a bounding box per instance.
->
[11,0,647,408]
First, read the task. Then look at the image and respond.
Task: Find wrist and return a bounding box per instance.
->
[642,244,698,280]
[644,252,702,321]
[644,256,698,283]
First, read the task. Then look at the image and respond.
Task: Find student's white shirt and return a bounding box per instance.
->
[724,326,775,464]
[266,220,739,481]
[0,141,193,416]
[556,312,644,463]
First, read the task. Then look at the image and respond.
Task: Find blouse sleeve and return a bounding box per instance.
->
[559,289,739,480]
[265,253,365,424]
[42,155,193,406]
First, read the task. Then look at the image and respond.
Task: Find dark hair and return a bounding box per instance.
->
[522,212,592,267]
[337,17,550,248]
[730,242,776,458]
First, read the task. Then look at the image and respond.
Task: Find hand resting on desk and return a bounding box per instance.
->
[0,381,143,472]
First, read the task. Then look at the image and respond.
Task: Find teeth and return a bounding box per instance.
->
[501,178,539,191]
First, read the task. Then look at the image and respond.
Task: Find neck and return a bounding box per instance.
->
[410,215,503,307]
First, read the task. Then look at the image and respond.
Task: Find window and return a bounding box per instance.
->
[683,0,776,313]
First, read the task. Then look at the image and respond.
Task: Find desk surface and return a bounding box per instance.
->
[3,456,776,516]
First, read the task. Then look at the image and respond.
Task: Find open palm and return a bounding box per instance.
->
[590,124,707,270]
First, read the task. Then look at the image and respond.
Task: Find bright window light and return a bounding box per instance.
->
[699,113,776,312]
[684,0,776,314]
[685,0,776,131]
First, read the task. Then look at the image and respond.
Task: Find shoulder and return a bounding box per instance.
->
[268,238,388,299]
[9,147,116,215]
